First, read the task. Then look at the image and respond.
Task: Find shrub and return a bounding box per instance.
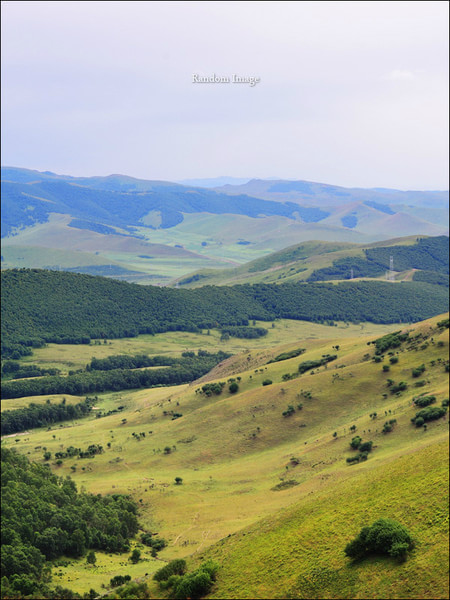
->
[129,549,141,563]
[389,356,399,364]
[282,405,295,417]
[262,379,273,386]
[358,441,373,453]
[153,559,187,582]
[229,382,239,394]
[345,518,413,562]
[382,365,390,372]
[110,575,131,588]
[390,381,407,394]
[412,364,426,377]
[411,406,447,426]
[413,395,436,408]
[350,436,362,449]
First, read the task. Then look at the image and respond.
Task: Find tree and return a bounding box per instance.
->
[130,549,141,563]
[86,550,96,566]
[345,518,413,562]
[175,477,183,485]
[229,382,239,394]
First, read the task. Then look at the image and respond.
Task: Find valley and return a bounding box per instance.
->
[2,309,449,598]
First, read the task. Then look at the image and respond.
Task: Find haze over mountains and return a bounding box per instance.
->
[1,167,448,285]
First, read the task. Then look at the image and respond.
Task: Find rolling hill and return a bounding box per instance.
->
[1,168,448,284]
[173,235,449,288]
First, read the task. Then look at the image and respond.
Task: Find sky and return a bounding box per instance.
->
[1,0,449,189]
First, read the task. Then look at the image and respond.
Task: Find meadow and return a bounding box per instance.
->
[2,314,448,597]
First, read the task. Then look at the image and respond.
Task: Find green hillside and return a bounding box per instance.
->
[1,310,448,598]
[2,269,449,359]
[174,235,449,288]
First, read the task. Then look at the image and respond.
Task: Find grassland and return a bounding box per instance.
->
[2,314,448,598]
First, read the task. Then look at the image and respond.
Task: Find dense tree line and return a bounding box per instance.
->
[2,269,448,358]
[1,361,60,379]
[1,352,229,399]
[1,397,94,435]
[1,448,139,598]
[220,326,268,339]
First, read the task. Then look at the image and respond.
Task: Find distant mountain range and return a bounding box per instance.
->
[1,167,448,284]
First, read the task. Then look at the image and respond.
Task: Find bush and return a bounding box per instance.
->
[110,575,131,588]
[345,518,413,562]
[413,395,436,408]
[411,406,447,426]
[229,382,239,394]
[358,441,373,453]
[282,405,295,417]
[153,559,187,582]
[262,379,273,386]
[350,436,362,450]
[389,356,399,364]
[412,364,426,377]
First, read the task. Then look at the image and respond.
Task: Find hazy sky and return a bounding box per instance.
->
[1,1,448,189]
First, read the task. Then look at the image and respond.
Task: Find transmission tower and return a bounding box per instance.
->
[389,255,395,281]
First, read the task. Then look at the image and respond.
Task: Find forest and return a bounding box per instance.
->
[1,351,230,400]
[2,269,448,359]
[1,447,139,598]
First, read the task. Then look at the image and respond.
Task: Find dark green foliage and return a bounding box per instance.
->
[229,382,239,394]
[309,237,449,282]
[413,270,449,287]
[390,381,408,394]
[2,270,448,358]
[220,326,268,339]
[268,348,306,363]
[442,399,449,407]
[2,352,229,400]
[153,559,187,582]
[262,379,273,386]
[298,355,337,374]
[382,419,397,433]
[344,518,413,561]
[1,397,95,435]
[373,331,409,355]
[308,256,384,281]
[1,361,60,379]
[1,448,139,595]
[365,236,449,274]
[411,406,447,426]
[201,381,226,397]
[413,395,436,408]
[358,441,373,453]
[129,549,141,563]
[412,364,426,378]
[382,365,390,372]
[437,318,450,328]
[350,436,362,449]
[389,356,399,364]
[154,560,219,600]
[282,405,296,417]
[110,575,131,588]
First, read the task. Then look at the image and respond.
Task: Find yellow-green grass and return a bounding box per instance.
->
[2,314,448,595]
[193,439,449,600]
[18,319,400,374]
[51,540,162,596]
[1,394,83,412]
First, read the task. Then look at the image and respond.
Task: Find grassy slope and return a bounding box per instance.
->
[2,315,448,597]
[172,236,422,288]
